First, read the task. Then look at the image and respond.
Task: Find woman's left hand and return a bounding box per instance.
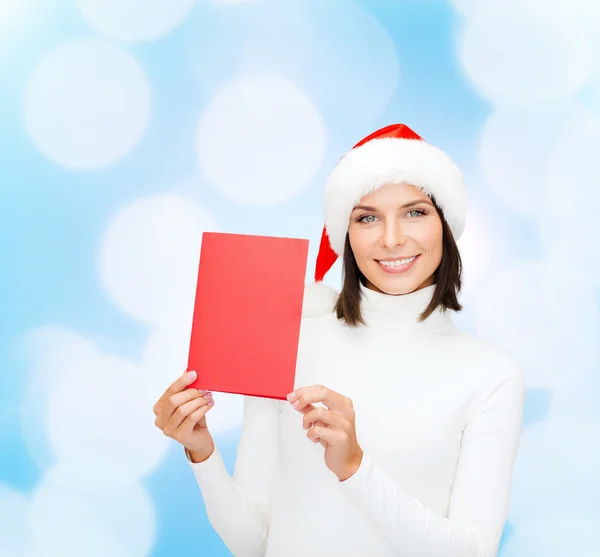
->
[287,385,363,482]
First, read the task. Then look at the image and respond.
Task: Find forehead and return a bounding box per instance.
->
[358,182,429,204]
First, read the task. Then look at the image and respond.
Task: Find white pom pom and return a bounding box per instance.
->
[301,281,338,318]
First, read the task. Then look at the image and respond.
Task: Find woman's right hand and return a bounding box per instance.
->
[153,370,216,463]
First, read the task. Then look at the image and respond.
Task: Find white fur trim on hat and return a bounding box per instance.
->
[301,281,338,318]
[323,137,466,255]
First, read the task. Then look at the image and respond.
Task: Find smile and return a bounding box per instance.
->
[376,255,420,273]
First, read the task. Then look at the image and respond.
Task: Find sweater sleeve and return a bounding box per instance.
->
[338,359,525,557]
[186,394,281,557]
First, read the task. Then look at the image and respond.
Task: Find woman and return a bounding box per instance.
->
[153,124,525,557]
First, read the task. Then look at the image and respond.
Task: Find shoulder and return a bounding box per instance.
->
[446,332,526,424]
[451,329,525,388]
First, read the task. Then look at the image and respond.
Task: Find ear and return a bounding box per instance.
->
[301,281,339,318]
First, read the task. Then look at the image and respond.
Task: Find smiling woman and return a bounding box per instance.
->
[338,183,463,326]
[158,123,525,557]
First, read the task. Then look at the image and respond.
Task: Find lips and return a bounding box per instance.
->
[377,256,418,263]
[375,254,420,273]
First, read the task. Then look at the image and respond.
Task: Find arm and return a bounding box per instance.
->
[338,358,525,557]
[187,394,281,557]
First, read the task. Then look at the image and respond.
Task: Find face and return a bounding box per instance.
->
[348,182,443,295]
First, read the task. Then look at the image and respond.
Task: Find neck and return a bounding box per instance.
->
[358,281,453,330]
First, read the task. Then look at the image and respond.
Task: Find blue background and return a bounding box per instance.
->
[1,0,599,555]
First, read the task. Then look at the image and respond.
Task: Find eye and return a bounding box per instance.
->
[408,209,426,218]
[356,214,378,223]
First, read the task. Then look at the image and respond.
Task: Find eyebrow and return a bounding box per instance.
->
[352,199,433,212]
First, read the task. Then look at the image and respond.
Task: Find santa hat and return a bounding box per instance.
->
[302,123,466,318]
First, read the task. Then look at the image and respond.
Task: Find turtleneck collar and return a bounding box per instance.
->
[358,281,453,330]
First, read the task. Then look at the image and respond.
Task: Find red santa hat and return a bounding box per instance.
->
[302,123,466,318]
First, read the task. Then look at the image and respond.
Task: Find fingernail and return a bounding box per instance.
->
[197,389,209,395]
[187,370,197,379]
[203,392,213,400]
[292,400,300,409]
[286,391,296,401]
[207,399,214,406]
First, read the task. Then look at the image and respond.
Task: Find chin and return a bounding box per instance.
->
[365,273,425,296]
[364,260,434,295]
[375,281,422,296]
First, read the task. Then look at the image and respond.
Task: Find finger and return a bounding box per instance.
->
[289,385,352,414]
[305,418,328,446]
[176,398,215,438]
[157,386,205,418]
[163,393,213,434]
[298,402,318,429]
[154,370,198,415]
[309,433,327,447]
[307,424,343,445]
[302,407,346,431]
[297,404,328,445]
[154,388,205,428]
[290,385,344,410]
[297,403,325,430]
[298,403,316,415]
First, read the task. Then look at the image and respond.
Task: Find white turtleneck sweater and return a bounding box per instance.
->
[187,283,525,557]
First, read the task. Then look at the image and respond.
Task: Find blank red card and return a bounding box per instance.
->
[186,232,309,400]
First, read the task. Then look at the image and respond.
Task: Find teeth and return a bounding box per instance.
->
[379,256,416,267]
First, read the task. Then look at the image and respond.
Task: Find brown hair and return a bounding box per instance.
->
[333,195,463,326]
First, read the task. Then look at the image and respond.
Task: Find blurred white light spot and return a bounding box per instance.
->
[196,76,326,205]
[458,0,593,105]
[539,114,600,287]
[188,1,397,133]
[456,202,502,293]
[302,0,400,133]
[573,0,600,50]
[0,0,15,15]
[501,512,599,557]
[549,372,600,428]
[0,485,31,557]
[479,103,589,214]
[200,391,243,438]
[142,323,244,437]
[22,327,100,378]
[188,1,312,95]
[25,39,150,170]
[30,481,154,557]
[474,260,600,389]
[0,0,34,48]
[141,323,192,409]
[527,514,599,557]
[543,419,600,480]
[47,352,169,489]
[509,420,599,531]
[76,0,196,42]
[20,327,100,472]
[99,194,218,325]
[450,0,478,17]
[505,423,600,555]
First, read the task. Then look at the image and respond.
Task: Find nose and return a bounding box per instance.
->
[380,219,407,249]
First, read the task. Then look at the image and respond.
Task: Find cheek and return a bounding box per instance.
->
[348,227,371,260]
[419,221,443,255]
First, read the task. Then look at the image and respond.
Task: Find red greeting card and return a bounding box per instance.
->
[186,232,309,400]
